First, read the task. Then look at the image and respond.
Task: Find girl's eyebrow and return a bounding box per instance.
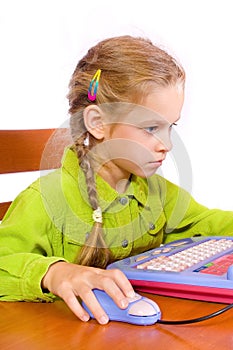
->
[140,115,181,128]
[120,107,165,125]
[138,119,169,127]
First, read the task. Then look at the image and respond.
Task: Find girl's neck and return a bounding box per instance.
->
[97,162,131,193]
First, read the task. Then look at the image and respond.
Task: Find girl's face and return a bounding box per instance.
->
[95,85,184,190]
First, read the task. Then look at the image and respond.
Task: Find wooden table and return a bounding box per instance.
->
[1,293,233,350]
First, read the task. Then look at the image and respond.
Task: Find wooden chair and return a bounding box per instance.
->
[0,128,72,220]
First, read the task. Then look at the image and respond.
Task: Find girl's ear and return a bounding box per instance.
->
[83,105,104,140]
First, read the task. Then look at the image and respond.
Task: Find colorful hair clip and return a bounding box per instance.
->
[87,69,101,102]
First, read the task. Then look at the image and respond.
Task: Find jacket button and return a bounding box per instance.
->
[119,197,128,205]
[121,239,129,248]
[149,222,156,230]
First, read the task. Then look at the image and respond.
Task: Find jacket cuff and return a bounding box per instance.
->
[21,256,68,302]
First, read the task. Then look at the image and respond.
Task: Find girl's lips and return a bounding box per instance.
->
[148,160,163,167]
[150,159,164,164]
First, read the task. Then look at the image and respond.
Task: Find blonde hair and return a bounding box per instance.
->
[67,35,185,268]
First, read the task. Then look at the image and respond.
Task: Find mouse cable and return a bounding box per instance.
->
[157,302,233,325]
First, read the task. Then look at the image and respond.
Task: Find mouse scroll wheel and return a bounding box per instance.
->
[128,300,156,316]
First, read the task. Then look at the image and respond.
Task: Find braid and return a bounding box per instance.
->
[74,134,113,268]
[75,133,99,209]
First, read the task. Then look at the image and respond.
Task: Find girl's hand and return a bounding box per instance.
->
[42,261,135,324]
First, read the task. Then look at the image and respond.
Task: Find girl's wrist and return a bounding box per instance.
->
[41,261,67,290]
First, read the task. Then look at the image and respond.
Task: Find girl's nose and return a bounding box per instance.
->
[155,130,173,152]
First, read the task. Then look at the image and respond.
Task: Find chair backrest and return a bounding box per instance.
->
[0,128,72,220]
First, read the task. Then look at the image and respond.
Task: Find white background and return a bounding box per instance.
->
[1,0,233,211]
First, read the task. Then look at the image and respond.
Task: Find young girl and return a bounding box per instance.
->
[1,35,233,325]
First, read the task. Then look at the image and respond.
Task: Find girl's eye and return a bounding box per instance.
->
[170,123,178,129]
[144,126,158,134]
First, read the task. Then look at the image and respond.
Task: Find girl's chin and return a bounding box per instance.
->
[132,167,161,179]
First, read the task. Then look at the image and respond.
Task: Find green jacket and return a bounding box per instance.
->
[1,148,233,302]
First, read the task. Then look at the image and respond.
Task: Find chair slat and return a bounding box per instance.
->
[0,128,72,220]
[0,202,12,220]
[0,129,58,174]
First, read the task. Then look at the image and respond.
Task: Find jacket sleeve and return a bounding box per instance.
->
[0,185,67,302]
[156,176,233,243]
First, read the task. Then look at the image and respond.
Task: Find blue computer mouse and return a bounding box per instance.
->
[82,289,161,325]
[227,265,233,280]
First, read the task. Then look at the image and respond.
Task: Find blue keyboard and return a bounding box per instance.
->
[107,237,233,303]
